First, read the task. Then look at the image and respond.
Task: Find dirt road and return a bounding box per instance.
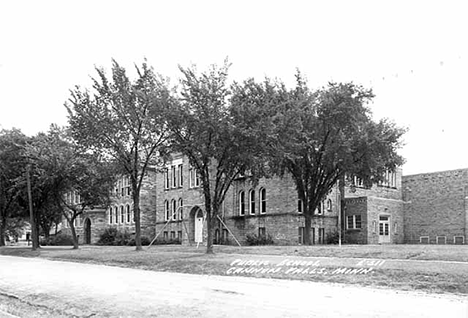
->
[0,255,467,317]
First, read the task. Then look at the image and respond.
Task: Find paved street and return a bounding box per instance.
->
[0,255,467,317]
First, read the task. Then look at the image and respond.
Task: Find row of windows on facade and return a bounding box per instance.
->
[352,171,398,189]
[297,198,333,215]
[164,164,201,190]
[115,176,131,197]
[419,236,465,244]
[65,191,81,205]
[108,205,134,224]
[346,215,398,235]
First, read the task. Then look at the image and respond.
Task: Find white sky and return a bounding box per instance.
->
[1,0,467,176]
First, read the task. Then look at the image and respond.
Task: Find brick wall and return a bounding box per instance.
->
[155,155,340,245]
[403,168,468,244]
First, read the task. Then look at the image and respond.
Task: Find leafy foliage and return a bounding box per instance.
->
[25,125,116,249]
[66,59,172,250]
[97,227,151,246]
[167,60,271,253]
[265,73,406,244]
[0,129,29,246]
[245,233,275,246]
[40,233,74,246]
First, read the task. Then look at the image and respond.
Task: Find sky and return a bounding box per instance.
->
[1,0,467,176]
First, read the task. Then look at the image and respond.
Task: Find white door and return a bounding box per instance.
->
[195,213,203,243]
[378,215,391,244]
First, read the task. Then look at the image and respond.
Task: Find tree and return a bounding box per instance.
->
[66,60,171,250]
[0,129,29,246]
[167,61,270,253]
[270,75,406,245]
[26,126,115,249]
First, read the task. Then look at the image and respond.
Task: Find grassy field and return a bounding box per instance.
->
[2,244,468,295]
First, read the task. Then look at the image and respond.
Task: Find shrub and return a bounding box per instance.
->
[97,227,131,246]
[97,227,119,245]
[40,233,74,246]
[326,230,348,244]
[245,233,275,246]
[126,236,151,246]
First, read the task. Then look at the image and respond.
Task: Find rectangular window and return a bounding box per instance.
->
[178,164,183,187]
[378,170,397,188]
[318,228,325,244]
[171,166,176,188]
[454,236,465,244]
[436,236,446,245]
[195,171,201,187]
[170,231,176,240]
[258,227,266,238]
[164,169,169,189]
[420,236,430,244]
[298,227,305,244]
[163,231,168,241]
[347,215,362,230]
[178,231,182,241]
[298,199,303,214]
[189,167,200,188]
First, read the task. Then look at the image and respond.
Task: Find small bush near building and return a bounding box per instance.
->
[245,233,275,246]
[126,236,151,246]
[40,233,74,246]
[97,227,132,246]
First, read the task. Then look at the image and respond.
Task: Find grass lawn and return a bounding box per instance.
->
[2,244,468,295]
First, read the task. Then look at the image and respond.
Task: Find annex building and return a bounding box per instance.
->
[64,158,468,246]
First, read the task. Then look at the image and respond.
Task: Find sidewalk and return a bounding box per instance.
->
[1,255,467,318]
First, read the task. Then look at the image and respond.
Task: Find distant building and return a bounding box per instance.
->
[403,168,468,245]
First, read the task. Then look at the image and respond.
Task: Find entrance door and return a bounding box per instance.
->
[194,210,204,243]
[378,215,390,244]
[84,218,92,244]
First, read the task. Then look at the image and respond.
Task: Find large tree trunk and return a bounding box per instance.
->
[338,175,346,245]
[205,211,214,254]
[69,219,79,249]
[303,213,312,245]
[0,218,6,246]
[133,191,142,251]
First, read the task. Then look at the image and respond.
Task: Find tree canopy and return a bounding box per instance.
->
[26,126,115,248]
[0,129,29,246]
[66,60,172,250]
[267,74,406,244]
[167,61,271,253]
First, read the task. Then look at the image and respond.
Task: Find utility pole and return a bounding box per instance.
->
[26,165,39,250]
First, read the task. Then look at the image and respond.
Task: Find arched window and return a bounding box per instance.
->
[120,206,125,223]
[239,191,245,216]
[249,189,255,215]
[171,199,177,221]
[114,206,118,224]
[164,200,170,221]
[126,205,131,223]
[109,208,113,224]
[260,188,266,214]
[178,198,183,220]
[327,199,332,211]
